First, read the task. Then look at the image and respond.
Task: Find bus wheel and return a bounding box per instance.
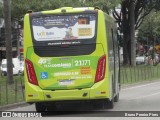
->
[114,93,119,102]
[105,81,114,109]
[35,103,46,112]
[103,98,114,109]
[47,105,57,111]
[106,99,114,109]
[93,101,104,109]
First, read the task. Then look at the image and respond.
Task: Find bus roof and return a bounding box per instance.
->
[26,7,102,15]
[43,7,98,14]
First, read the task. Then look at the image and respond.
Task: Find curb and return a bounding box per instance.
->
[0,102,29,111]
[121,79,160,89]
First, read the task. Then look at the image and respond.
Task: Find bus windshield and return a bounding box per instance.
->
[31,14,96,41]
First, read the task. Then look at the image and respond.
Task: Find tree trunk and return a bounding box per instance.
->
[130,0,136,66]
[123,31,130,65]
[3,0,13,84]
[122,1,130,65]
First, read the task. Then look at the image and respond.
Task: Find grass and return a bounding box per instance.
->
[120,65,160,84]
[0,75,25,106]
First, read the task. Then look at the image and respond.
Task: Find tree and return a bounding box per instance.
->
[2,0,159,66]
[138,10,160,45]
[11,0,62,19]
[10,0,85,19]
[130,0,136,66]
[0,1,2,17]
[84,0,121,14]
[5,0,159,64]
[1,0,121,26]
[112,0,158,65]
[3,0,13,84]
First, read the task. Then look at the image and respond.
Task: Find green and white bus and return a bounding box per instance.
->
[24,7,120,111]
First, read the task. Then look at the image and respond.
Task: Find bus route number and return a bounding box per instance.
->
[74,60,90,66]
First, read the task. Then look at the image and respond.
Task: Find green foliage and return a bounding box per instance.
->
[153,0,160,11]
[0,0,121,20]
[8,0,121,23]
[61,0,84,7]
[0,75,25,106]
[10,0,85,19]
[153,13,160,35]
[11,0,62,18]
[0,1,2,17]
[84,0,121,14]
[10,0,120,19]
[138,10,160,44]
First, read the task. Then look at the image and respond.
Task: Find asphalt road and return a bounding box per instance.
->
[6,80,160,118]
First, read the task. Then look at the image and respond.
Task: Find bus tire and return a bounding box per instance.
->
[106,99,114,109]
[47,105,57,111]
[104,90,114,109]
[114,93,119,102]
[93,101,104,109]
[106,80,114,109]
[35,103,46,112]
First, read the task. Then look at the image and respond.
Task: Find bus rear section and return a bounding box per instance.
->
[24,7,119,111]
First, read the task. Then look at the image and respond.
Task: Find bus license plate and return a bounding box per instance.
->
[59,80,73,86]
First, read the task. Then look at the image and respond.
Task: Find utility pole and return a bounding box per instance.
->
[130,0,136,66]
[3,0,13,84]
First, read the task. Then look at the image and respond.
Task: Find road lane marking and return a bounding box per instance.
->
[122,81,160,91]
[128,91,160,100]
